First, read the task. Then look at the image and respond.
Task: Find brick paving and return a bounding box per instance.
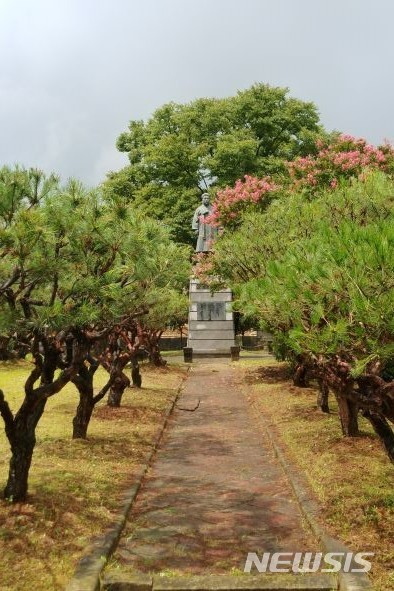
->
[111,359,318,574]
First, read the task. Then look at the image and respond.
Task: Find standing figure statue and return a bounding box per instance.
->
[192,193,217,252]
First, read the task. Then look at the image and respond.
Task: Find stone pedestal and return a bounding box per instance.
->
[187,279,235,356]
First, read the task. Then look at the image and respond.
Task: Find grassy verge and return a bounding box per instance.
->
[240,358,394,591]
[0,359,186,591]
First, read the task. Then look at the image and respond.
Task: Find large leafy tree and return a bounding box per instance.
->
[104,83,325,244]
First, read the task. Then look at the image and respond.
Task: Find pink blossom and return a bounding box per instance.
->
[208,175,278,227]
[288,134,394,193]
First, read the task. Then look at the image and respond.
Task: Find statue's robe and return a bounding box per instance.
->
[192,204,217,252]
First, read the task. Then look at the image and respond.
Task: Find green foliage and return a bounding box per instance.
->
[0,165,191,500]
[209,171,394,374]
[0,169,191,339]
[104,83,325,244]
[0,165,59,227]
[141,288,189,333]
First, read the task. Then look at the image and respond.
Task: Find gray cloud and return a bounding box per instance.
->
[1,0,394,185]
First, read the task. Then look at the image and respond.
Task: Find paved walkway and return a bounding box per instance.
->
[111,360,317,574]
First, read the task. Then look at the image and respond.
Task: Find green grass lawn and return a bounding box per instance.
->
[0,359,186,591]
[239,358,394,591]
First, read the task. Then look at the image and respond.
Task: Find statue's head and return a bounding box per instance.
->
[201,193,210,206]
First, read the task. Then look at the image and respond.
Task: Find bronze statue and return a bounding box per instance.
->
[192,193,217,252]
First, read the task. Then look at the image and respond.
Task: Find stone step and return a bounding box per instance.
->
[189,320,235,331]
[102,574,336,591]
[187,339,235,350]
[189,331,236,340]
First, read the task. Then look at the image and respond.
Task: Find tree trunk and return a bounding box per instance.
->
[150,349,166,366]
[2,338,87,501]
[72,368,94,439]
[72,386,94,439]
[336,394,359,436]
[317,378,330,413]
[131,356,142,388]
[145,331,166,367]
[102,351,130,408]
[132,365,142,387]
[107,371,130,407]
[4,346,59,501]
[0,336,11,360]
[72,356,113,433]
[363,411,394,463]
[148,341,166,366]
[293,362,309,387]
[5,435,36,502]
[4,399,46,502]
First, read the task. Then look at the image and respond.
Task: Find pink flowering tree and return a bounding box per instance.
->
[288,134,394,194]
[193,134,394,280]
[206,174,279,229]
[192,176,278,282]
[192,251,216,285]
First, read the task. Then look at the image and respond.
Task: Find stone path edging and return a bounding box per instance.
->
[64,372,189,591]
[248,399,373,591]
[103,573,335,590]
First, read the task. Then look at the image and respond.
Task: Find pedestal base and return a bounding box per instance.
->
[187,279,235,355]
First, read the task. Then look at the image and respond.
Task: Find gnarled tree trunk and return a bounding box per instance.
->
[2,340,74,502]
[293,363,308,387]
[4,398,47,501]
[363,410,394,463]
[357,374,394,462]
[107,371,130,407]
[131,356,142,388]
[72,357,112,438]
[146,330,166,367]
[293,355,310,387]
[321,359,359,436]
[335,393,359,436]
[72,386,95,439]
[106,353,131,407]
[317,378,330,413]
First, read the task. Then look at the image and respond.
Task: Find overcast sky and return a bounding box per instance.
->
[1,0,394,186]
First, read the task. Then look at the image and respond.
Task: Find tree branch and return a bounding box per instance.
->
[39,340,87,399]
[0,389,15,440]
[50,272,59,306]
[25,356,43,396]
[93,377,113,404]
[0,267,21,292]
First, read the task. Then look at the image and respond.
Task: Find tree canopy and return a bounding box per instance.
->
[104,83,325,244]
[0,166,190,501]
